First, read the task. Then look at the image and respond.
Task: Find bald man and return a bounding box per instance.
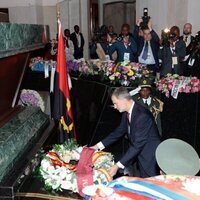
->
[181,23,194,49]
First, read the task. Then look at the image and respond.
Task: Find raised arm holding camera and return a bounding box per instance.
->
[133,11,160,75]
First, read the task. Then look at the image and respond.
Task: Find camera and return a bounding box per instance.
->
[161,29,176,46]
[142,8,150,26]
[190,31,200,49]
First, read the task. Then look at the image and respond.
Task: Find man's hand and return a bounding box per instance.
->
[108,164,119,177]
[136,18,143,26]
[148,20,152,31]
[90,145,98,150]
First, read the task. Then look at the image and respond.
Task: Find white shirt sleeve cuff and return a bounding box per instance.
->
[97,142,105,150]
[116,161,125,169]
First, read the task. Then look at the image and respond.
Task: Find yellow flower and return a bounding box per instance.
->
[127,65,132,70]
[109,75,115,81]
[127,70,134,76]
[115,72,120,76]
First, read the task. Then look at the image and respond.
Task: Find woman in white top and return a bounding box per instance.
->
[64,29,74,61]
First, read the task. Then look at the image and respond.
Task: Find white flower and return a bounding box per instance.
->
[40,140,114,192]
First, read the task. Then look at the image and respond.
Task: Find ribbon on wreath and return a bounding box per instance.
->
[76,147,95,197]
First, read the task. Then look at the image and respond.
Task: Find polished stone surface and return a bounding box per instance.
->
[0,106,49,182]
[0,22,49,58]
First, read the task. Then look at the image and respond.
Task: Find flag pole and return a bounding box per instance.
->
[56,1,60,40]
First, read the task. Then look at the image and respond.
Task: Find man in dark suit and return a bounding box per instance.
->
[133,19,160,74]
[159,26,186,76]
[108,23,137,63]
[91,87,161,178]
[180,23,194,55]
[180,23,195,76]
[70,25,85,59]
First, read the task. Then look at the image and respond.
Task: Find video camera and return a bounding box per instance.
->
[141,8,150,26]
[190,31,200,49]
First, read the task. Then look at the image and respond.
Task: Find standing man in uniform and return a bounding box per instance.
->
[133,78,164,135]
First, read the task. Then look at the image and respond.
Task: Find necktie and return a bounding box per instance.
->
[145,100,148,107]
[142,41,148,60]
[185,36,188,43]
[126,112,130,125]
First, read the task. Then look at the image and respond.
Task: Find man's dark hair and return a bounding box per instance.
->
[74,25,79,29]
[121,23,130,31]
[140,25,150,31]
[64,29,70,36]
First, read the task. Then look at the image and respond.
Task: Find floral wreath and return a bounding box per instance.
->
[18,89,45,112]
[39,139,114,192]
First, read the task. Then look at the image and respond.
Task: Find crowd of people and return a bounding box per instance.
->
[61,21,200,178]
[90,20,200,78]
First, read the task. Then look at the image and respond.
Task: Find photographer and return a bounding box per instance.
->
[108,23,137,63]
[133,18,160,75]
[185,31,200,78]
[158,26,186,76]
[89,25,110,60]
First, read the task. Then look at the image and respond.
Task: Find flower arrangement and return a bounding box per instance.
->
[101,61,153,86]
[67,59,82,72]
[18,89,45,112]
[68,59,153,87]
[156,74,200,98]
[29,57,56,72]
[39,139,114,192]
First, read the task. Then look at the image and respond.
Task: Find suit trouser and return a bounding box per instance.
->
[138,160,159,178]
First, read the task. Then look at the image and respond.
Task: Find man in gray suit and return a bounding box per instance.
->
[159,26,186,76]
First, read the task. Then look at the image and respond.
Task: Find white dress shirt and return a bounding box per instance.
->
[139,41,156,65]
[183,34,192,47]
[142,97,151,106]
[75,33,81,48]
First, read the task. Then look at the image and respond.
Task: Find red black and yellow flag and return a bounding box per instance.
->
[53,20,76,141]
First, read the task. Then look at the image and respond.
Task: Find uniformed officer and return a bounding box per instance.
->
[133,78,164,135]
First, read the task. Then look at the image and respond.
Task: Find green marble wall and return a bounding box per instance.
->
[0,106,49,182]
[0,23,50,58]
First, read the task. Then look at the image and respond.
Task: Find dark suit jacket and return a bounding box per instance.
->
[70,32,85,59]
[133,25,160,70]
[108,36,137,63]
[101,102,161,176]
[180,35,194,55]
[158,40,186,76]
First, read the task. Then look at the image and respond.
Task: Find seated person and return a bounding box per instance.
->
[108,23,137,63]
[132,78,163,136]
[156,138,200,175]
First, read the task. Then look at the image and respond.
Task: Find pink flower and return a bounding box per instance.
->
[191,86,199,93]
[179,87,184,93]
[185,85,191,93]
[168,83,173,90]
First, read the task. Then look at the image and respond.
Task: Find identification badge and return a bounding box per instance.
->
[188,58,195,66]
[124,53,130,61]
[172,56,178,65]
